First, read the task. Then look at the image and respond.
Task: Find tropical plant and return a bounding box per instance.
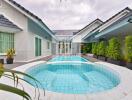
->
[96,43,99,55]
[0,62,45,100]
[98,41,106,56]
[81,43,92,54]
[125,35,132,63]
[105,45,109,58]
[108,37,122,60]
[7,49,15,59]
[92,42,98,55]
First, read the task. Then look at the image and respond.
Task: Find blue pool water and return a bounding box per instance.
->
[25,56,120,94]
[49,56,88,62]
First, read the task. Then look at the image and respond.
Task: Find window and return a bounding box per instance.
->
[47,42,50,49]
[35,37,41,56]
[0,32,14,53]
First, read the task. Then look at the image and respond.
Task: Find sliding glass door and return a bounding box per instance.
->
[35,37,41,56]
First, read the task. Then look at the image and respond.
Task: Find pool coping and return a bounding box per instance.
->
[0,61,132,100]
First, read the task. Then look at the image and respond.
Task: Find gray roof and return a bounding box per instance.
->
[102,11,132,31]
[0,15,22,30]
[53,30,78,36]
[83,7,132,40]
[8,0,54,35]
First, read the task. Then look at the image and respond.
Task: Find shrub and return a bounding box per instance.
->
[125,36,132,63]
[92,42,98,55]
[81,43,92,54]
[96,42,100,56]
[98,41,106,56]
[105,45,109,58]
[108,37,122,60]
[6,49,15,59]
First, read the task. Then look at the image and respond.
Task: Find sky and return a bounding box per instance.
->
[14,0,132,30]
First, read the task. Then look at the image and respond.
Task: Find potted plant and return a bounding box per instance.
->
[0,59,4,64]
[98,41,106,61]
[125,36,132,68]
[6,49,15,64]
[107,37,123,65]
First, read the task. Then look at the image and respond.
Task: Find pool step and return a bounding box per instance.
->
[79,73,89,85]
[46,76,57,88]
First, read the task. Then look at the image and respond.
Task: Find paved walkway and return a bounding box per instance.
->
[4,55,53,69]
[4,55,99,69]
[4,62,27,69]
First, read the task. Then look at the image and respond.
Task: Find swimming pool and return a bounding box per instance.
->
[49,56,88,62]
[25,56,120,94]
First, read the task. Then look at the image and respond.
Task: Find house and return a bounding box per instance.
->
[70,7,132,54]
[0,0,55,62]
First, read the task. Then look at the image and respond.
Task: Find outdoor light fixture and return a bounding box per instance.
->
[128,18,132,23]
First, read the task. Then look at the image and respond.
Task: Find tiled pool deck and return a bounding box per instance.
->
[0,56,132,100]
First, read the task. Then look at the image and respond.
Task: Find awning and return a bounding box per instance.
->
[0,15,22,33]
[94,15,132,40]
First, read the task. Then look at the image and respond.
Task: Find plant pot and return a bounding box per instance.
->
[107,58,123,66]
[98,56,107,61]
[93,55,98,59]
[119,60,126,66]
[6,58,14,64]
[0,59,4,64]
[126,62,132,69]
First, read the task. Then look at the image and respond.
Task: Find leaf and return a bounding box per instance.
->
[12,73,16,87]
[3,73,40,100]
[0,64,4,78]
[4,69,45,97]
[0,83,31,100]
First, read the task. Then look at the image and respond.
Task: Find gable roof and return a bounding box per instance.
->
[4,0,55,37]
[100,7,131,28]
[0,14,22,30]
[77,18,103,34]
[83,7,132,40]
[8,0,42,23]
[71,18,103,39]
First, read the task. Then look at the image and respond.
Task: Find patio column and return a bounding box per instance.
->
[71,42,72,54]
[68,43,70,54]
[56,43,58,55]
[65,42,66,54]
[60,42,63,54]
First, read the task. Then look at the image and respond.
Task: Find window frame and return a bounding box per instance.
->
[47,41,50,50]
[35,36,42,57]
[0,32,14,54]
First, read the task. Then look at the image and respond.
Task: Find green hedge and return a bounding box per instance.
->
[81,43,92,54]
[92,43,98,55]
[108,37,122,60]
[98,41,106,56]
[125,36,132,63]
[105,46,109,58]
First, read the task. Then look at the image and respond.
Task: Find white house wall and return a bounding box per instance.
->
[0,0,29,62]
[26,32,52,62]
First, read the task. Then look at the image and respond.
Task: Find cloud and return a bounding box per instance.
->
[14,0,132,30]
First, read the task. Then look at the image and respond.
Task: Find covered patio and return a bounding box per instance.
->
[84,12,132,42]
